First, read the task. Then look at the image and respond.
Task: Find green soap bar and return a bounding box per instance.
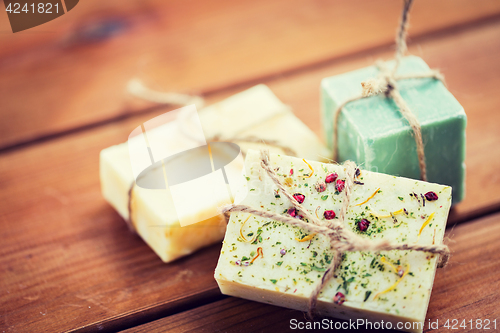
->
[321,56,466,204]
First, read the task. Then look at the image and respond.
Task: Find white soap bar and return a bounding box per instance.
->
[100,85,331,262]
[215,150,451,332]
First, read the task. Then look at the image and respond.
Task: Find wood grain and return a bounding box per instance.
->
[0,113,223,332]
[120,212,500,333]
[205,19,500,225]
[1,0,500,150]
[1,8,500,333]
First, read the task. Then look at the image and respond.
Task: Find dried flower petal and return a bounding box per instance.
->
[293,193,305,204]
[287,208,303,219]
[325,173,338,183]
[314,181,327,193]
[425,191,438,201]
[335,179,345,192]
[358,218,370,232]
[324,210,336,220]
[333,292,345,305]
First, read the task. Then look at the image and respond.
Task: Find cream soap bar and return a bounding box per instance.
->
[215,150,451,332]
[100,85,331,262]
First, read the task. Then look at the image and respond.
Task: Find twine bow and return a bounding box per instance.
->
[332,0,445,182]
[222,150,450,319]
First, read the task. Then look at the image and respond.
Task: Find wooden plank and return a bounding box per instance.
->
[120,212,500,333]
[1,14,500,333]
[202,18,500,225]
[0,112,224,333]
[1,0,500,150]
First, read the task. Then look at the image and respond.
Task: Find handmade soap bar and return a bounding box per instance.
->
[215,150,451,332]
[321,56,466,204]
[100,85,331,262]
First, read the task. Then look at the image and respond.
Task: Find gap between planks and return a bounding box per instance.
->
[118,211,500,333]
[1,12,500,154]
[0,11,498,328]
[67,288,227,333]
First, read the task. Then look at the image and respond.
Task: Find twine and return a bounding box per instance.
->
[126,185,135,232]
[332,0,445,181]
[127,79,205,110]
[221,150,450,319]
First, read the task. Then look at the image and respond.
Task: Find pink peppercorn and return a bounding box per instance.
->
[315,181,327,193]
[335,179,345,192]
[293,193,305,204]
[235,260,241,266]
[424,191,438,201]
[358,218,370,232]
[290,169,294,176]
[324,210,336,220]
[333,292,345,305]
[325,173,338,183]
[280,249,287,255]
[288,207,303,219]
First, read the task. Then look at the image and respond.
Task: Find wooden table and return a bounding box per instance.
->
[1,1,499,332]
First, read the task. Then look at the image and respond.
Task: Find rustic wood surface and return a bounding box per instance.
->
[1,0,500,151]
[120,213,500,333]
[0,0,499,332]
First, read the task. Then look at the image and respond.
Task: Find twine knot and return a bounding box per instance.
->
[332,0,446,182]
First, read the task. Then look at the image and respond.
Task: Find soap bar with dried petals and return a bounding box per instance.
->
[215,150,451,333]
